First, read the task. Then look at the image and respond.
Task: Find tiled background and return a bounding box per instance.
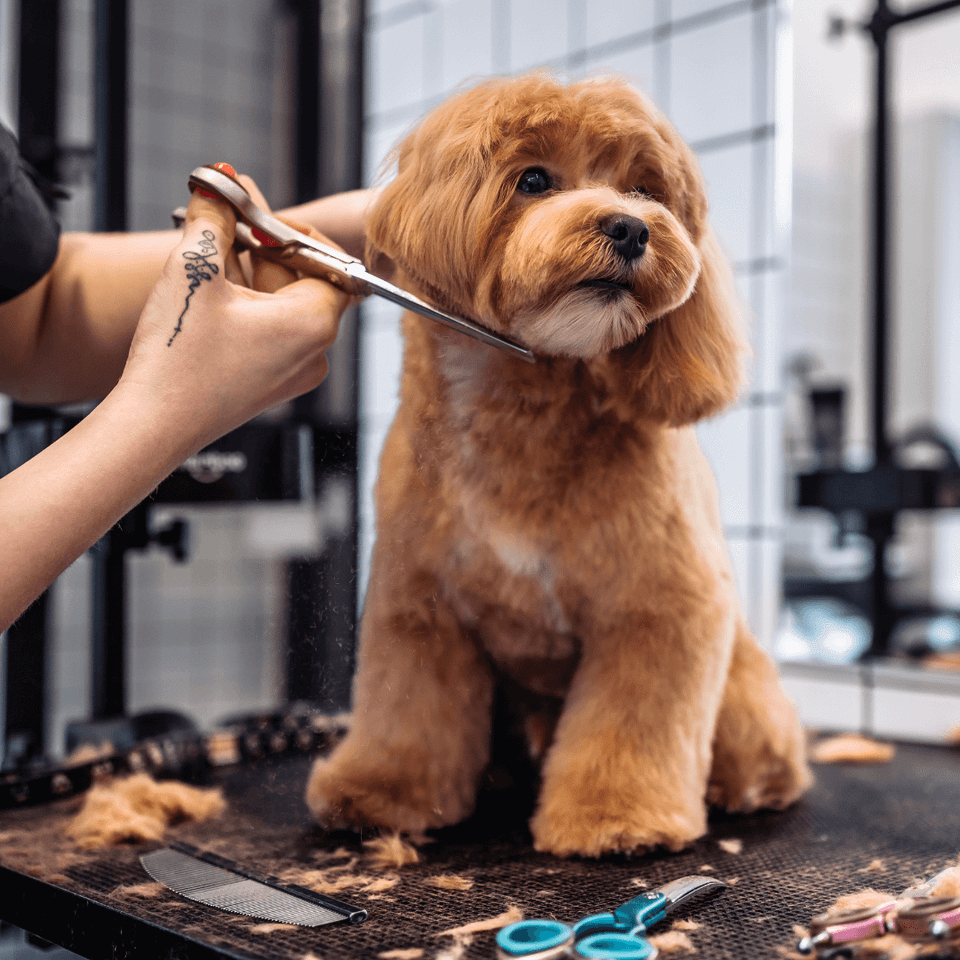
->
[358,0,792,650]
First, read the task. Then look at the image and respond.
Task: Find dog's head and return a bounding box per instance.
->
[367,73,746,425]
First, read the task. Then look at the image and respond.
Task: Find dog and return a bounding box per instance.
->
[306,73,812,856]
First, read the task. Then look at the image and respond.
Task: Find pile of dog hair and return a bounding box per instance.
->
[809,733,896,765]
[66,773,226,848]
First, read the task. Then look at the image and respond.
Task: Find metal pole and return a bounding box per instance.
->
[857,0,960,655]
[868,0,892,468]
[93,0,128,231]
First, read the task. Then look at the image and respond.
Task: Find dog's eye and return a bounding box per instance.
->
[632,185,653,199]
[516,168,552,194]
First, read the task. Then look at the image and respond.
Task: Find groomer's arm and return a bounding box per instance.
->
[0,186,374,404]
[282,188,377,260]
[0,189,348,634]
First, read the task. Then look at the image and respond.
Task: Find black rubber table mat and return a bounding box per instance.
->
[2,741,960,960]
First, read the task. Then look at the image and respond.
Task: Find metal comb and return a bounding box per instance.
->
[140,842,367,928]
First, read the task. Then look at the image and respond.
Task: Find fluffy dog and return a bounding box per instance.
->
[307,73,811,856]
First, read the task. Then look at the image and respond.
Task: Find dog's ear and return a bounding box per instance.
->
[631,229,748,426]
[364,129,482,316]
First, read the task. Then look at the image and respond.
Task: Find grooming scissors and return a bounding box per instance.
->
[797,868,960,953]
[181,165,535,363]
[496,875,727,960]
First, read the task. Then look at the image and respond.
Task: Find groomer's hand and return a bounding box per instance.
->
[118,165,350,455]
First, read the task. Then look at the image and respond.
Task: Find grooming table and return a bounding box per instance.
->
[1,742,959,960]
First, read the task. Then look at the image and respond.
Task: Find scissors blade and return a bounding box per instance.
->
[658,876,728,915]
[186,165,535,364]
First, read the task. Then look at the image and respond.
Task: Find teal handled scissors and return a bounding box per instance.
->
[496,876,727,960]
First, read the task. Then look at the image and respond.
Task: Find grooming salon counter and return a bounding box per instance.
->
[1,742,959,960]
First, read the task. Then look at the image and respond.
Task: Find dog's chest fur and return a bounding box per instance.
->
[421,340,665,695]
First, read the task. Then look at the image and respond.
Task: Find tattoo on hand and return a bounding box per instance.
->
[168,230,219,346]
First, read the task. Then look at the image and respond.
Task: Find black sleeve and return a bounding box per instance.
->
[0,123,61,303]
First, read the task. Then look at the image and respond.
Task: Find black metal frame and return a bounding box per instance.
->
[283,0,365,710]
[3,0,63,767]
[93,0,128,232]
[797,0,960,657]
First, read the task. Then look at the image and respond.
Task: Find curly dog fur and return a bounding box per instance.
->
[307,73,811,856]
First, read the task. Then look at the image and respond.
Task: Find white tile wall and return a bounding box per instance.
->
[439,0,495,92]
[361,0,792,651]
[779,661,864,731]
[671,0,742,23]
[698,141,754,263]
[668,12,753,143]
[780,660,960,744]
[696,406,753,528]
[508,0,570,72]
[584,0,656,49]
[367,14,429,117]
[748,266,787,396]
[578,42,656,97]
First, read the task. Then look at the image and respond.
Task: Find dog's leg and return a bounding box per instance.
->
[529,605,734,857]
[707,622,813,812]
[306,554,494,835]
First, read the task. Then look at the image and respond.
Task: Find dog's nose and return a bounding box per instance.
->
[600,214,649,261]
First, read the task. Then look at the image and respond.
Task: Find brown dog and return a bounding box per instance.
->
[307,73,811,856]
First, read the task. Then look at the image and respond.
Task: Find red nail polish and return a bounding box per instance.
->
[213,162,237,178]
[251,227,282,247]
[194,187,218,199]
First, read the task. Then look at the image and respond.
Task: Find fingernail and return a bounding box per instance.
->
[251,226,282,248]
[194,187,218,199]
[213,162,237,178]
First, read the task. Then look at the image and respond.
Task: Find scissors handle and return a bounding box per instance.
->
[576,932,657,959]
[497,921,656,960]
[496,920,572,960]
[184,165,536,363]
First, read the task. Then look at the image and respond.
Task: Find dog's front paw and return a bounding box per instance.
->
[530,774,706,857]
[306,750,473,835]
[707,728,812,813]
[707,695,813,813]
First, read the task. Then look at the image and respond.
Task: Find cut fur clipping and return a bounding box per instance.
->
[249,923,297,934]
[717,838,742,854]
[379,951,424,960]
[277,862,399,896]
[66,773,225,848]
[929,860,960,897]
[436,906,524,938]
[648,929,695,953]
[363,833,421,870]
[426,874,474,891]
[809,733,895,764]
[435,937,472,960]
